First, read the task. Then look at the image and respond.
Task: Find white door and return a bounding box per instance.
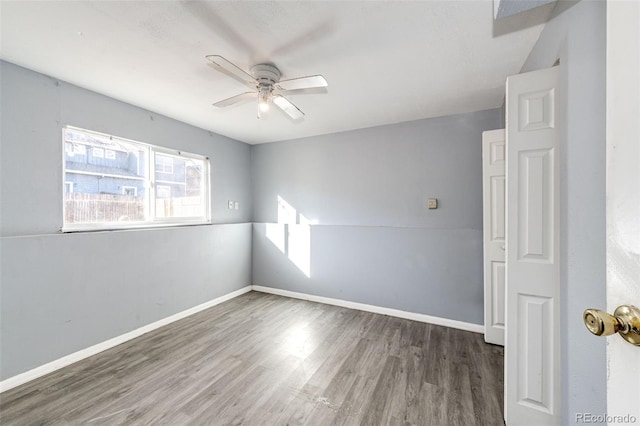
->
[606,0,640,419]
[482,129,506,346]
[505,66,560,425]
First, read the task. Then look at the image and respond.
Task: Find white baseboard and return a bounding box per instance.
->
[0,286,252,393]
[251,285,484,334]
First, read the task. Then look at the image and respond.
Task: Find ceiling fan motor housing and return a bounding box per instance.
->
[251,63,281,88]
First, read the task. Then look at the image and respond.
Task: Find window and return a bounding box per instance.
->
[122,186,137,197]
[155,155,173,174]
[63,127,210,231]
[65,142,86,157]
[156,185,171,198]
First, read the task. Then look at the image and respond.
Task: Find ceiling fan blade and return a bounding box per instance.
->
[206,55,257,87]
[276,75,328,91]
[272,95,305,120]
[212,92,256,108]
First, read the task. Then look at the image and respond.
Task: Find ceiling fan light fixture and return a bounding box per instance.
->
[258,86,270,113]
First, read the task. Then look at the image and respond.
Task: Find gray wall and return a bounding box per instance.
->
[0,61,253,380]
[521,1,607,423]
[252,109,503,324]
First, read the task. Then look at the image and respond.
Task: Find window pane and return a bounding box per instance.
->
[64,128,147,224]
[155,153,206,219]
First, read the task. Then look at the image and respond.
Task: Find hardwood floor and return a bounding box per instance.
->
[0,291,504,425]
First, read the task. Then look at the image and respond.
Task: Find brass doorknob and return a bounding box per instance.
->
[583,305,640,346]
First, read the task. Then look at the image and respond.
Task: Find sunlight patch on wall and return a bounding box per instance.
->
[265,223,285,253]
[278,196,297,224]
[289,215,311,278]
[265,195,312,277]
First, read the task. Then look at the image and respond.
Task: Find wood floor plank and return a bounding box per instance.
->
[332,375,378,425]
[0,292,504,425]
[418,382,448,426]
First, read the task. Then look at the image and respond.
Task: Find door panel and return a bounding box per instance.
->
[518,148,553,262]
[505,66,560,426]
[483,129,506,346]
[491,176,506,241]
[491,261,506,329]
[517,294,553,411]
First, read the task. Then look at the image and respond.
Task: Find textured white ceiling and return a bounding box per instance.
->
[0,1,550,144]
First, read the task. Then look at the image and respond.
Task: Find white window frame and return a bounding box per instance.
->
[62,126,211,232]
[92,147,104,158]
[65,181,74,193]
[121,186,138,197]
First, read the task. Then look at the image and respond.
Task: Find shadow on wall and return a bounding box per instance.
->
[266,196,314,277]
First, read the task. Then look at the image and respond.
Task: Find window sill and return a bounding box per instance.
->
[61,220,212,233]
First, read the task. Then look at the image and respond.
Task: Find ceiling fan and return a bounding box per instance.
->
[206,55,328,120]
